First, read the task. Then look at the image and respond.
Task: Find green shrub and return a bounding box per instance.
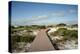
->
[50,28,78,40]
[56,23,66,27]
[11,35,35,50]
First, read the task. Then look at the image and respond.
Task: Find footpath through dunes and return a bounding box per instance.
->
[29,29,55,52]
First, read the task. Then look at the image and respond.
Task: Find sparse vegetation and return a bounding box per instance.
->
[11,35,35,51]
[56,23,66,27]
[50,28,78,40]
[71,24,78,28]
[11,24,78,52]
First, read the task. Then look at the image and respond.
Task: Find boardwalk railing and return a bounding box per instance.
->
[46,29,60,50]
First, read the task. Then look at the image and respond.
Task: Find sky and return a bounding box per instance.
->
[10,1,78,26]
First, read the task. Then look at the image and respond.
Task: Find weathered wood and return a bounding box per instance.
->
[29,29,55,52]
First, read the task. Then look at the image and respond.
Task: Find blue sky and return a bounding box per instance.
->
[11,1,78,26]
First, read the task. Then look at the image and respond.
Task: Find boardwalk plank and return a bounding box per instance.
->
[29,29,55,52]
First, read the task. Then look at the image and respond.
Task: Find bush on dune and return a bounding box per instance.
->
[50,28,78,40]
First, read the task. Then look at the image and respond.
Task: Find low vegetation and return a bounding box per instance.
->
[11,35,35,51]
[11,24,78,52]
[50,28,78,40]
[56,23,66,27]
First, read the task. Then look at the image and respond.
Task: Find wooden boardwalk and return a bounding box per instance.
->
[29,29,55,52]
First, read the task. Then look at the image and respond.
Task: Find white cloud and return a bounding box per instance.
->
[13,15,49,23]
[38,15,47,18]
[32,15,48,19]
[51,11,65,17]
[69,9,77,13]
[13,12,65,25]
